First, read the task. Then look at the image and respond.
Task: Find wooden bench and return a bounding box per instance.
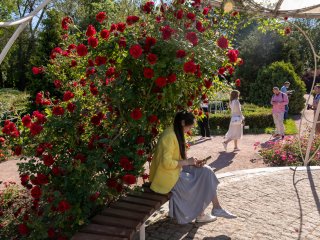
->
[72,185,169,240]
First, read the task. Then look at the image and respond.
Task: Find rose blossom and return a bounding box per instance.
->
[130,108,143,120]
[129,44,143,59]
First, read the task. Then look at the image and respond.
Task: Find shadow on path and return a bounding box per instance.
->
[209,152,237,171]
[188,138,210,147]
[307,167,320,215]
[203,236,231,240]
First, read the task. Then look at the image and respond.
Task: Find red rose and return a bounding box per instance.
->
[228,67,234,75]
[53,80,62,89]
[175,9,184,19]
[74,153,87,163]
[96,12,106,23]
[67,102,76,113]
[126,16,140,25]
[137,149,145,156]
[147,53,157,65]
[204,79,212,89]
[30,123,43,136]
[32,66,44,75]
[186,32,198,46]
[70,60,77,67]
[118,37,127,48]
[52,106,65,116]
[63,91,74,101]
[14,145,22,156]
[22,115,32,128]
[186,12,196,21]
[136,136,145,144]
[106,66,116,77]
[88,37,98,48]
[77,44,88,57]
[122,174,136,185]
[48,228,55,238]
[61,17,72,30]
[231,11,239,17]
[285,27,291,35]
[58,200,71,212]
[145,37,156,46]
[95,56,107,66]
[119,156,134,170]
[155,77,167,88]
[227,49,239,62]
[130,108,143,120]
[183,61,197,73]
[235,79,241,87]
[218,67,226,75]
[107,178,118,189]
[18,223,29,236]
[0,137,5,144]
[142,1,154,13]
[203,7,210,15]
[90,192,100,201]
[167,73,177,83]
[176,49,186,58]
[20,174,29,185]
[52,166,61,176]
[35,92,43,104]
[129,44,143,59]
[160,25,174,40]
[31,186,42,199]
[117,22,126,32]
[43,154,54,166]
[100,29,110,40]
[86,25,96,37]
[143,68,154,79]
[196,21,205,32]
[37,173,49,185]
[148,114,158,123]
[217,36,229,49]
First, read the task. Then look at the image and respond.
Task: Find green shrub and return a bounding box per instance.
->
[209,103,273,131]
[249,61,306,114]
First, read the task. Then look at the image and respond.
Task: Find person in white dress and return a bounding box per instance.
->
[222,90,244,151]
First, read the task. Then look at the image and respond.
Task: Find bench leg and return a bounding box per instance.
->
[139,223,145,240]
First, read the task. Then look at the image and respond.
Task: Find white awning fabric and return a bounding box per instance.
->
[211,0,320,19]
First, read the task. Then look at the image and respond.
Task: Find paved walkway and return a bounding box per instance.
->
[144,167,320,240]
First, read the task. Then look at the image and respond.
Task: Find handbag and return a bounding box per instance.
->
[230,116,242,125]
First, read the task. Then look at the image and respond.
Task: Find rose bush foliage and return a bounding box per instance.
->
[0,1,243,238]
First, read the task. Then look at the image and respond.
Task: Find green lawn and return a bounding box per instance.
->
[0,88,30,121]
[265,119,298,135]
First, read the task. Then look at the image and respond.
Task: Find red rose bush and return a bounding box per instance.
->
[0,0,243,238]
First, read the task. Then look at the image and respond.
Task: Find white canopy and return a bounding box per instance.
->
[211,0,320,18]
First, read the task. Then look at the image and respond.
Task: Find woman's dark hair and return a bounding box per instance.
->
[173,111,195,159]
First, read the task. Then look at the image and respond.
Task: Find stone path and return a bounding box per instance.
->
[144,167,320,240]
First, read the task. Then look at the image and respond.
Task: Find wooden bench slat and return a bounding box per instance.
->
[91,215,142,230]
[101,208,149,222]
[110,201,155,214]
[72,232,128,240]
[127,191,169,204]
[80,223,134,239]
[119,196,161,207]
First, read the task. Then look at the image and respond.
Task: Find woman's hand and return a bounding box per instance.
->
[195,159,206,168]
[186,157,197,166]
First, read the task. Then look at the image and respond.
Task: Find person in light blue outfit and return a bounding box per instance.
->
[280,81,292,120]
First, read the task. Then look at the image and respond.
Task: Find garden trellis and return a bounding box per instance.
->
[1,0,320,166]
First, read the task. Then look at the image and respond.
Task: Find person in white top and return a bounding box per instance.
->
[222,90,244,151]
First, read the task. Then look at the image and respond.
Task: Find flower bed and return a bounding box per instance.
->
[257,132,320,166]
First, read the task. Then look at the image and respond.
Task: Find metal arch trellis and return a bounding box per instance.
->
[0,0,320,165]
[0,0,52,65]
